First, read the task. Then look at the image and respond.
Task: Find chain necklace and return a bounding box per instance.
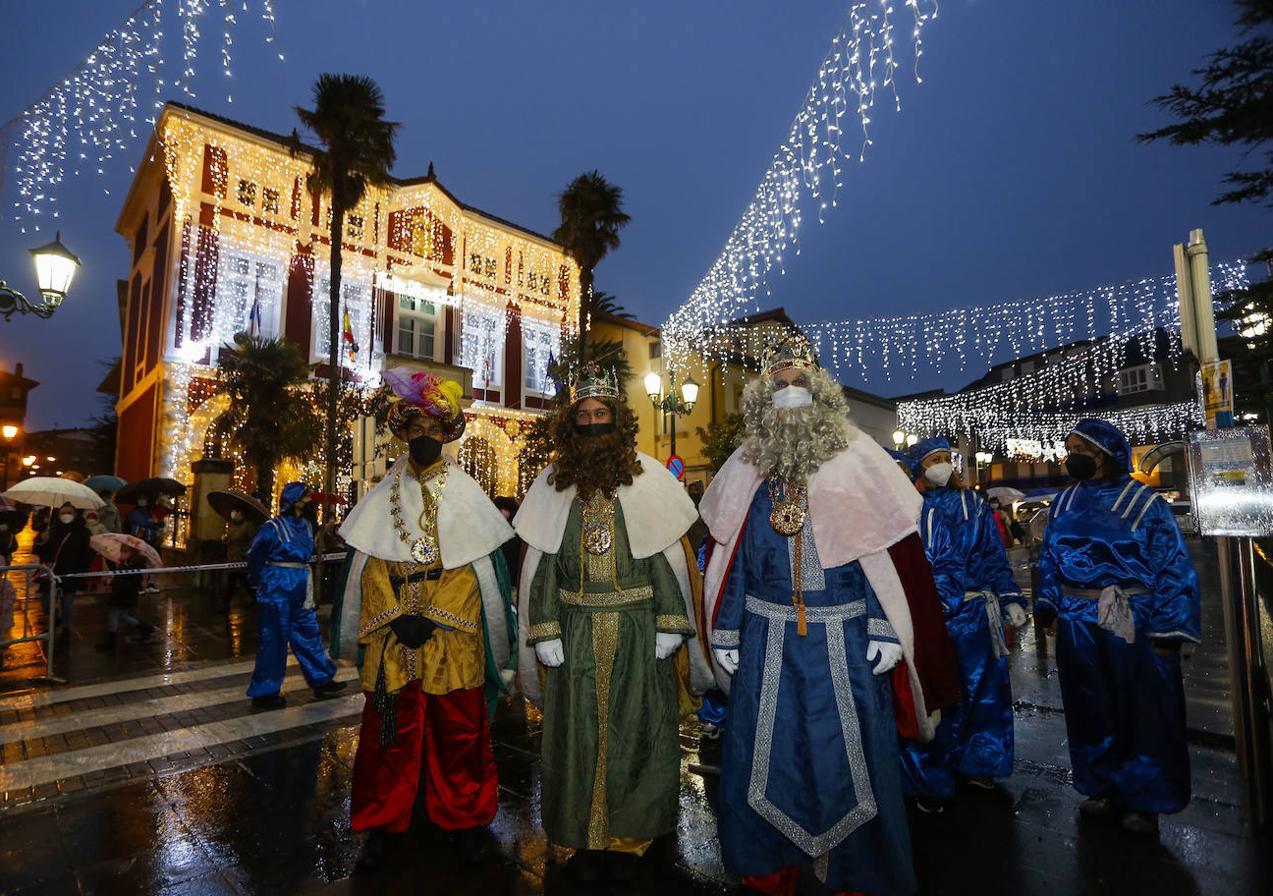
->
[768,477,807,537]
[768,477,809,636]
[390,463,448,565]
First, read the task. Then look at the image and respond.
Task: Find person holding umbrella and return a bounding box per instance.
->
[210,491,265,607]
[90,535,160,650]
[245,483,346,709]
[36,502,94,641]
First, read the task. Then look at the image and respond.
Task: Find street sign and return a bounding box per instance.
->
[667,454,685,481]
[1201,359,1234,429]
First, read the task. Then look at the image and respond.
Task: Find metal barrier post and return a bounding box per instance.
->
[0,563,66,685]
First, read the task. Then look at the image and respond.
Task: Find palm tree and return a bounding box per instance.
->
[591,291,635,320]
[294,74,399,503]
[551,170,631,352]
[217,334,321,503]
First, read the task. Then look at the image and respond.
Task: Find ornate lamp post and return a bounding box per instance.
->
[644,370,699,458]
[1,425,19,491]
[0,232,82,321]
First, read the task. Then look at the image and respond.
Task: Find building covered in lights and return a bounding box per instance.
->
[112,102,580,508]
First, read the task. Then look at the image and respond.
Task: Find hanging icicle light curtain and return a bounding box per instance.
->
[1,0,283,230]
[660,0,940,366]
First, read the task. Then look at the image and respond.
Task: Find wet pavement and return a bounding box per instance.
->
[0,532,1270,895]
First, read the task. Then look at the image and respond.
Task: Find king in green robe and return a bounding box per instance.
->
[513,365,710,879]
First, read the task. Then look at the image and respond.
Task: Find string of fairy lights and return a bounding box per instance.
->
[2,0,282,231]
[891,261,1250,446]
[660,0,940,365]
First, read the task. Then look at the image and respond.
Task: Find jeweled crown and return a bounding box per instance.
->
[569,363,621,403]
[762,332,818,377]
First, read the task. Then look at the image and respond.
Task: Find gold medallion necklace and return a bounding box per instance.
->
[390,463,447,565]
[768,477,807,537]
[580,489,616,556]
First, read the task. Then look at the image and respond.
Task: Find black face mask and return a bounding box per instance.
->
[575,422,617,438]
[1066,454,1099,481]
[409,435,444,467]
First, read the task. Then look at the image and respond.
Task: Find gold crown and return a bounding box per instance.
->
[569,363,621,403]
[762,332,818,376]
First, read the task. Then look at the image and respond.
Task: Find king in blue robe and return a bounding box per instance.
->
[1036,419,1200,833]
[902,437,1025,801]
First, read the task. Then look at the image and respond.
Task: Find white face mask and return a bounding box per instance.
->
[59,513,75,525]
[923,463,954,487]
[772,386,813,409]
[230,511,242,522]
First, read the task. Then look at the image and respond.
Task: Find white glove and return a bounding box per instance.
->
[713,647,739,674]
[867,640,903,676]
[535,638,565,668]
[1004,602,1028,628]
[655,632,683,660]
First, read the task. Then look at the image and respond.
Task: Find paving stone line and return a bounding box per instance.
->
[0,666,360,747]
[0,693,364,792]
[0,657,289,712]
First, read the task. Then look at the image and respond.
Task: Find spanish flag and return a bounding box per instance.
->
[342,305,359,363]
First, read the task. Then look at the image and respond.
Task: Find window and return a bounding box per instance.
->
[461,304,504,390]
[346,215,364,241]
[236,179,257,208]
[261,187,280,215]
[1117,363,1162,395]
[314,272,373,370]
[396,294,439,361]
[210,247,284,361]
[523,320,560,395]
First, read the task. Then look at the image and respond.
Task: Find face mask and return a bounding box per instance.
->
[923,463,954,487]
[230,511,242,522]
[409,435,444,467]
[575,422,617,437]
[59,513,75,525]
[772,386,813,409]
[0,524,9,532]
[137,498,148,508]
[1065,454,1099,481]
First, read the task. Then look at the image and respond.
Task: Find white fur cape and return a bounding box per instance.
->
[333,457,515,680]
[512,452,714,705]
[699,437,940,740]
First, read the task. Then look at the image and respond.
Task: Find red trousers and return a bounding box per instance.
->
[742,868,865,896]
[350,682,497,833]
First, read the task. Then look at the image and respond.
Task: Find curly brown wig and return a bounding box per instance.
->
[548,396,644,499]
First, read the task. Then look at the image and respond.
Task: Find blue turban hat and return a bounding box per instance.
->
[1069,419,1132,473]
[906,436,952,478]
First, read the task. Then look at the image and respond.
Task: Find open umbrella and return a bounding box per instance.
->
[3,477,106,510]
[207,489,270,525]
[85,474,127,493]
[90,532,162,567]
[987,486,1026,502]
[308,492,348,506]
[116,477,187,503]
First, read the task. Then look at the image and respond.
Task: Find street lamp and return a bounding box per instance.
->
[892,430,906,449]
[645,370,699,459]
[0,231,82,321]
[1,423,19,490]
[905,434,919,448]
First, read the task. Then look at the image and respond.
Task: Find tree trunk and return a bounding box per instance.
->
[325,186,343,521]
[577,265,593,357]
[257,457,276,510]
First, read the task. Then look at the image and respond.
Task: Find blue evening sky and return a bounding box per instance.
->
[0,0,1267,429]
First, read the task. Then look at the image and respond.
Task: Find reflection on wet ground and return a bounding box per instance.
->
[0,535,1270,894]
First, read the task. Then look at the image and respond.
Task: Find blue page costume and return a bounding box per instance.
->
[1037,419,1199,814]
[245,482,338,698]
[902,438,1024,798]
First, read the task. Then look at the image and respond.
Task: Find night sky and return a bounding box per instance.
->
[0,0,1267,430]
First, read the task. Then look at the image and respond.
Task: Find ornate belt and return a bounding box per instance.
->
[391,569,442,589]
[559,584,653,608]
[965,591,1007,658]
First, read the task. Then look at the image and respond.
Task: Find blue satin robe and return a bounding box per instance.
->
[245,514,337,697]
[1037,477,1200,813]
[904,488,1022,796]
[714,486,914,895]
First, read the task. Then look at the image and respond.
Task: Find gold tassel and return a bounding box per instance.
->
[797,601,807,637]
[793,530,807,637]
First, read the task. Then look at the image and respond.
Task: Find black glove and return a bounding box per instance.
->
[389,614,436,649]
